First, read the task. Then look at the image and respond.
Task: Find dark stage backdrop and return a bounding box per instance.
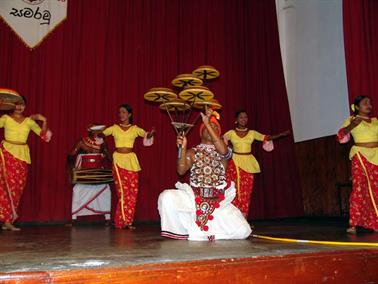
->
[0,0,303,222]
[343,0,378,108]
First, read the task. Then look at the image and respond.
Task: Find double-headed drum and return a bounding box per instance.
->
[75,153,105,169]
[72,168,113,185]
[72,153,113,184]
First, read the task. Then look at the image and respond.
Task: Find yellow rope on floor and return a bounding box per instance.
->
[252,234,378,247]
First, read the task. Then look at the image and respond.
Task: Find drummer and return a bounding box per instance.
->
[68,124,112,224]
[0,89,51,231]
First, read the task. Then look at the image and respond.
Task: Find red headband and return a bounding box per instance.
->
[199,116,221,137]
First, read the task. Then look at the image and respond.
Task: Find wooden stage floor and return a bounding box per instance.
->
[1,218,378,283]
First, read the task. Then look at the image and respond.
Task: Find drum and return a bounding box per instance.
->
[75,153,105,169]
[72,168,113,185]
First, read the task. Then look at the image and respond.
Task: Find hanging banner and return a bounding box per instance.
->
[0,0,67,49]
[275,0,349,142]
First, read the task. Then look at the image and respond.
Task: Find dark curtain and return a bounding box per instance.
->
[0,0,303,222]
[343,0,378,109]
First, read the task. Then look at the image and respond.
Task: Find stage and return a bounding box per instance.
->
[1,218,378,283]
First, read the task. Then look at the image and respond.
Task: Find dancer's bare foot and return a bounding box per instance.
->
[2,222,21,231]
[124,225,136,230]
[346,226,356,234]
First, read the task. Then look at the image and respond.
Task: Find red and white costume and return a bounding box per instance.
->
[71,139,111,221]
[158,144,252,241]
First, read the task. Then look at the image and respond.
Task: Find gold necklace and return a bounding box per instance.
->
[119,123,131,128]
[235,127,248,132]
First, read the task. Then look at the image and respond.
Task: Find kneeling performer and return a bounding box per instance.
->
[158,109,252,241]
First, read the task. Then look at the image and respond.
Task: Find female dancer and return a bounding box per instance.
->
[0,93,51,231]
[338,96,378,233]
[224,110,289,218]
[103,104,154,229]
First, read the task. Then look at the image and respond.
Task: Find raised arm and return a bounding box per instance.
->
[67,140,83,170]
[101,141,113,163]
[200,110,228,155]
[102,125,114,137]
[30,114,48,134]
[176,135,194,176]
[135,125,155,146]
[265,130,291,141]
[339,117,362,136]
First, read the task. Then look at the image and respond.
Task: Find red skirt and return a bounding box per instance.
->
[0,147,28,223]
[226,159,254,217]
[350,154,378,230]
[112,164,139,228]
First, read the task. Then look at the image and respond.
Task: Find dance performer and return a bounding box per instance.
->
[103,104,154,229]
[158,108,252,241]
[224,110,289,217]
[0,94,51,231]
[68,124,112,223]
[338,96,378,233]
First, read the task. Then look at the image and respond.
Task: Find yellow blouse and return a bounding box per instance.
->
[0,115,42,164]
[341,117,378,165]
[223,130,266,173]
[103,124,146,171]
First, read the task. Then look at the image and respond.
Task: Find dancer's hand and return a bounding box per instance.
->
[350,116,362,128]
[177,134,187,149]
[146,127,156,139]
[200,108,213,126]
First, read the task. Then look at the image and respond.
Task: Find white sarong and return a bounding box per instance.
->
[72,184,111,220]
[158,182,252,241]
